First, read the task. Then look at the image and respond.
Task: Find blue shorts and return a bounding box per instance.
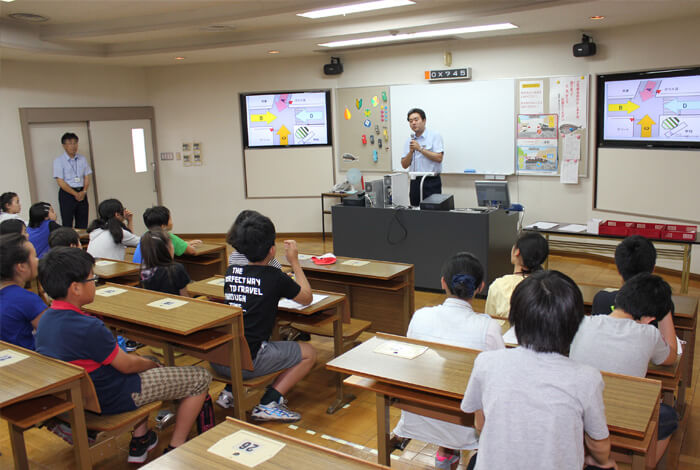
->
[658,402,679,440]
[211,340,302,381]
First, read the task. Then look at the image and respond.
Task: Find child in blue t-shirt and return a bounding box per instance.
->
[0,233,47,349]
[35,247,212,463]
[26,202,61,258]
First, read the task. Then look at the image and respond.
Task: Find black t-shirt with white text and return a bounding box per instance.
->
[140,263,191,296]
[224,264,301,359]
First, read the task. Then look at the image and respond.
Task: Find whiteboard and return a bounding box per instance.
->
[390,79,516,175]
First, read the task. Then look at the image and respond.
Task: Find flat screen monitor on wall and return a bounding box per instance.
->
[240,91,332,148]
[597,67,700,149]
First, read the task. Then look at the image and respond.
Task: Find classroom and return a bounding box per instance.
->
[1,0,700,469]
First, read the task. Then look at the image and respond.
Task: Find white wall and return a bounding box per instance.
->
[0,60,149,220]
[4,14,700,273]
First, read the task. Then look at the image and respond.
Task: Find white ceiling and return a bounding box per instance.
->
[2,0,700,66]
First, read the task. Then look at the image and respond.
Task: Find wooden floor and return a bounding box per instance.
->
[2,235,699,469]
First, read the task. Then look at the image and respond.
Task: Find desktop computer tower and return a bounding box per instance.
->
[383,172,410,207]
[365,179,385,207]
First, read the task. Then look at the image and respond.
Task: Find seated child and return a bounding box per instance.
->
[0,191,23,224]
[48,226,82,248]
[484,232,548,318]
[462,271,615,470]
[0,233,46,349]
[132,206,201,264]
[0,218,27,237]
[227,210,282,269]
[570,272,678,464]
[392,252,505,470]
[86,199,139,261]
[211,212,316,422]
[592,235,659,315]
[139,229,191,297]
[35,247,212,463]
[26,202,61,258]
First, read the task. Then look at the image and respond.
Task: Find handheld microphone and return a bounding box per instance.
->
[410,133,416,140]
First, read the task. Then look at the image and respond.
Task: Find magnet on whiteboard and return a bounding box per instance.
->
[369,135,374,144]
[373,150,378,162]
[362,135,367,144]
[378,138,382,148]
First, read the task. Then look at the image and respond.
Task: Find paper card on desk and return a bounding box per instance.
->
[374,341,428,360]
[147,298,188,310]
[341,259,370,267]
[278,294,328,310]
[503,326,519,346]
[297,254,313,261]
[207,278,226,286]
[525,222,558,230]
[95,287,127,297]
[95,260,117,267]
[208,430,285,467]
[0,349,29,367]
[558,224,587,233]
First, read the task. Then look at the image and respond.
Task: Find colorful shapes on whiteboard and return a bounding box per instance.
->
[362,134,367,144]
[372,96,378,107]
[355,99,362,110]
[364,108,371,117]
[382,91,387,102]
[383,127,388,140]
[363,119,371,127]
[373,150,378,162]
[378,138,382,148]
[369,135,375,144]
[344,107,352,120]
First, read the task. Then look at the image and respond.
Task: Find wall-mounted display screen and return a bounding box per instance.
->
[240,91,331,148]
[597,67,700,149]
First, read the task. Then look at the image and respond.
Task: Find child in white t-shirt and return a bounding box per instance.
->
[462,271,616,470]
[392,252,505,470]
[86,199,139,261]
[484,231,548,319]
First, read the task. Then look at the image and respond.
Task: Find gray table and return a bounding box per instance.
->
[332,206,518,291]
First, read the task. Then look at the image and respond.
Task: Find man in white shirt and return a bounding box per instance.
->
[400,108,444,206]
[53,133,92,228]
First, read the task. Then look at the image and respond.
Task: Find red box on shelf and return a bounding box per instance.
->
[628,223,666,239]
[599,220,634,237]
[661,224,697,241]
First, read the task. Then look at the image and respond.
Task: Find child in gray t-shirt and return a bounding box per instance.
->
[570,272,678,466]
[462,271,615,470]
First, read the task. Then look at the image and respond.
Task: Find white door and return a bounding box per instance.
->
[89,119,158,235]
[27,122,97,224]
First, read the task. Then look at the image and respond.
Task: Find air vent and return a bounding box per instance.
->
[9,12,49,22]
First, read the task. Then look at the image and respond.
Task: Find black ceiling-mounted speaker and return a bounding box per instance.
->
[573,34,596,57]
[324,57,343,75]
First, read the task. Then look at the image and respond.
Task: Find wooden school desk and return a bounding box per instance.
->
[82,283,249,421]
[187,275,354,414]
[524,223,698,294]
[579,283,698,385]
[141,417,390,469]
[0,341,92,470]
[176,242,227,281]
[327,334,661,469]
[93,258,140,286]
[280,256,415,335]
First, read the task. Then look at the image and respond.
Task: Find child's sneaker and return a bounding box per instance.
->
[215,390,234,408]
[128,430,158,464]
[251,398,301,422]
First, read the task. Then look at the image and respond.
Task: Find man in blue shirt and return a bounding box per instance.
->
[401,108,445,206]
[53,132,92,228]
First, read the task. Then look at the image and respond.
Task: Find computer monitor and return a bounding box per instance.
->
[475,181,510,209]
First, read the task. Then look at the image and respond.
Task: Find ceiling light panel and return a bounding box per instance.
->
[298,0,415,19]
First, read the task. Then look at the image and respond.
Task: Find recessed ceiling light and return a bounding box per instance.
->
[319,23,518,48]
[2,0,17,3]
[9,12,50,22]
[299,0,415,19]
[268,50,281,54]
[590,15,605,20]
[175,56,185,60]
